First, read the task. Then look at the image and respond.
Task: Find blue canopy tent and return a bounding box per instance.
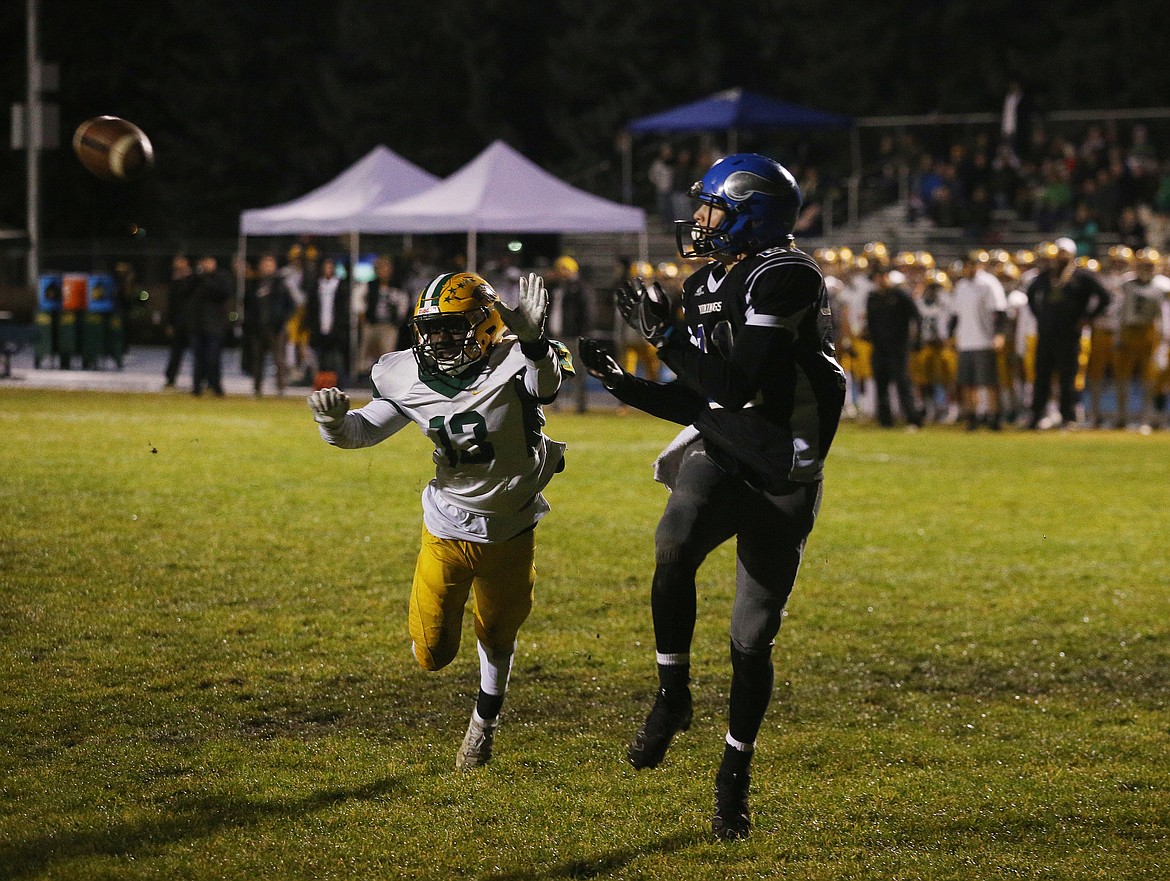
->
[627,88,853,143]
[623,88,859,223]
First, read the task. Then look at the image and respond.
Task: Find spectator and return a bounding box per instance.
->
[354,255,412,383]
[304,257,352,389]
[1070,202,1100,256]
[546,255,594,413]
[190,255,233,397]
[648,144,677,224]
[242,253,295,397]
[162,253,194,390]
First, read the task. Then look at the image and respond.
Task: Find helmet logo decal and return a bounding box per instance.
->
[723,170,779,203]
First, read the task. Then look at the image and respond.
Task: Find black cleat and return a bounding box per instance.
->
[712,769,751,840]
[626,687,692,769]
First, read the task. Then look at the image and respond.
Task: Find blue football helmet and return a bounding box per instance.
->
[675,153,802,259]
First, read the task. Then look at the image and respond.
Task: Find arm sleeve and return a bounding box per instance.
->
[519,338,563,402]
[319,397,411,449]
[606,372,710,425]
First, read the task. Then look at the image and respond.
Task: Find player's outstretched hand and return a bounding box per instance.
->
[307,387,350,430]
[615,278,675,348]
[497,272,547,342]
[578,337,625,390]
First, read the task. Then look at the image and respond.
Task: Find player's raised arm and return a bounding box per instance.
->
[498,273,563,401]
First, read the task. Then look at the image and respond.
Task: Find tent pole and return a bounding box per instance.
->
[349,230,360,377]
[467,230,477,272]
[235,231,246,309]
[638,227,648,266]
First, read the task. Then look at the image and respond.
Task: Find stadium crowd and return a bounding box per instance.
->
[870,120,1170,251]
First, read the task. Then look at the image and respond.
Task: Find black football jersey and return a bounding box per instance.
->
[664,247,846,487]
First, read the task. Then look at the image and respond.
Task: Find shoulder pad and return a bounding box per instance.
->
[370,350,418,399]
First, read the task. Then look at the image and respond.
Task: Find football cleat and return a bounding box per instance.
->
[626,687,692,769]
[711,769,752,841]
[455,711,498,770]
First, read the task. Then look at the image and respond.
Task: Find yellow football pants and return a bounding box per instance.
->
[408,524,535,672]
[1085,329,1116,384]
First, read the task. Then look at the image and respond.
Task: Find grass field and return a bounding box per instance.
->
[2,388,1169,880]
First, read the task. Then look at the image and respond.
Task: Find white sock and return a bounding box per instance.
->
[478,639,515,698]
[725,731,755,753]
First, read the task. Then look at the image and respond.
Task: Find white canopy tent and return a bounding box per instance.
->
[237,145,439,292]
[362,140,646,269]
[240,144,438,236]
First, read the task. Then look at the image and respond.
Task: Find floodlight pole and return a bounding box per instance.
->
[26,0,41,290]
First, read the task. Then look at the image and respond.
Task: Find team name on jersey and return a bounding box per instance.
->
[697,300,723,315]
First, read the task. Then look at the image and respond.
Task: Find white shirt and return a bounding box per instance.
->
[953,269,1007,351]
[318,276,340,336]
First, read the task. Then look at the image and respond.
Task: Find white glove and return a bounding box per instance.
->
[497,272,548,342]
[307,387,350,430]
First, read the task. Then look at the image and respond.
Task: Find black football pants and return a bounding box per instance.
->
[651,444,821,743]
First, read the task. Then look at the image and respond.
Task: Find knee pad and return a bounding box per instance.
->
[412,639,457,672]
[730,641,773,670]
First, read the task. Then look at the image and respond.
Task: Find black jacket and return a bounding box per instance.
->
[1026,268,1110,334]
[189,269,233,336]
[244,275,294,336]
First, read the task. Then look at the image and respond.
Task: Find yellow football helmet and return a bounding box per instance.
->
[1134,247,1162,280]
[554,255,580,275]
[411,272,505,376]
[1107,244,1135,266]
[925,268,952,291]
[863,241,890,268]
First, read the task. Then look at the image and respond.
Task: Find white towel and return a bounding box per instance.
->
[653,425,702,491]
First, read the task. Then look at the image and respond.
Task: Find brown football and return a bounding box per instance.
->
[72,116,154,181]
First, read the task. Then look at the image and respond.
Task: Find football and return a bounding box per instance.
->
[72,116,154,182]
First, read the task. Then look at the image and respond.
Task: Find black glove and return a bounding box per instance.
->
[578,337,625,389]
[614,278,677,348]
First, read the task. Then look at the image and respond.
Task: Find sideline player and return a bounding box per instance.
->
[307,272,570,769]
[580,153,845,840]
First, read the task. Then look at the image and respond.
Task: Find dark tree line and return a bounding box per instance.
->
[2,0,1169,241]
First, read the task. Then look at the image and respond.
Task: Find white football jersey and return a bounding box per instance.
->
[917,291,954,345]
[320,339,566,543]
[1120,275,1170,329]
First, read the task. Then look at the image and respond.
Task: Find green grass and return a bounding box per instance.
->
[2,388,1169,880]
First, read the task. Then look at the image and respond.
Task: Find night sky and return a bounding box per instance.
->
[3,0,1169,243]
